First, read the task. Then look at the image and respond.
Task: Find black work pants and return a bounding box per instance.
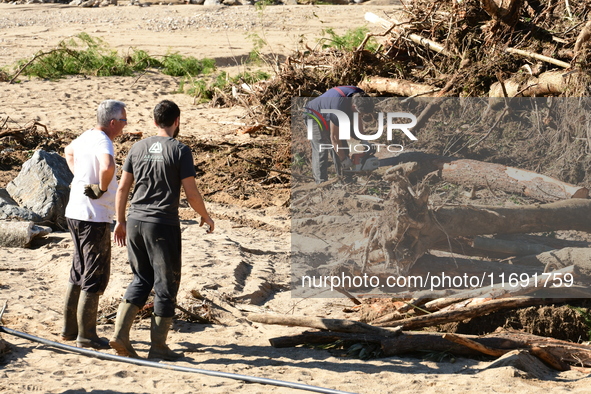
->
[123,218,182,318]
[67,218,111,294]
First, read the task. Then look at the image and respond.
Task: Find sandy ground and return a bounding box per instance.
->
[2,3,591,394]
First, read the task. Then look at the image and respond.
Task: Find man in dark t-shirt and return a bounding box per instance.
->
[110,100,215,360]
[305,86,374,183]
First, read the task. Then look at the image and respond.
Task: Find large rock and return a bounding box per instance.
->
[0,189,41,222]
[0,220,53,248]
[6,150,73,228]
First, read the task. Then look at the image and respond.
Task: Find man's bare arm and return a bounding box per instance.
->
[113,170,134,247]
[182,176,214,233]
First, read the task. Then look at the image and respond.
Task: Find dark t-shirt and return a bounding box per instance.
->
[123,136,196,226]
[305,86,364,126]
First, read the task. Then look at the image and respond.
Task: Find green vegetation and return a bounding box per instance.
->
[6,32,271,104]
[10,33,215,80]
[160,53,216,77]
[320,27,378,52]
[246,32,268,65]
[181,70,270,103]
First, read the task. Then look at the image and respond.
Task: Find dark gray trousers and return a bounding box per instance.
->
[67,218,111,294]
[123,218,182,318]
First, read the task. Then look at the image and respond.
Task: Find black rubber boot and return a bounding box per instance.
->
[61,283,81,341]
[109,301,141,358]
[148,315,184,361]
[76,291,110,349]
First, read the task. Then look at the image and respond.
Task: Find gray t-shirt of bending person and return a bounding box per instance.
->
[123,136,197,226]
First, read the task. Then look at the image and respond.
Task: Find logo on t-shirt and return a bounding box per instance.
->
[149,142,163,154]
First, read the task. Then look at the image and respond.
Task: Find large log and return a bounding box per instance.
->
[372,297,572,329]
[247,313,402,337]
[269,330,384,348]
[379,154,587,203]
[358,76,439,97]
[365,174,591,275]
[382,330,591,368]
[489,70,581,97]
[512,247,591,277]
[440,159,588,202]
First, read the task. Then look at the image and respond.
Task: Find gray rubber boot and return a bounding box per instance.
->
[148,315,184,360]
[109,301,141,358]
[76,291,110,349]
[61,283,81,341]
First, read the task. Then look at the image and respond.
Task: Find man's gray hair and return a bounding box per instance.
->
[97,100,126,128]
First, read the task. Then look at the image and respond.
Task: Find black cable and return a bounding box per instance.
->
[0,325,356,394]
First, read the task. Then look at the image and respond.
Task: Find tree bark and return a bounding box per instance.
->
[440,159,588,202]
[373,297,572,328]
[247,313,402,337]
[382,330,587,368]
[368,173,591,275]
[489,70,580,97]
[358,76,439,97]
[269,330,384,348]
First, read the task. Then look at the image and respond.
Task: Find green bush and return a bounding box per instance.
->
[320,27,378,52]
[12,33,216,80]
[160,53,216,77]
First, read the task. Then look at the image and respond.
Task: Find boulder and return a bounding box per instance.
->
[0,189,41,222]
[203,0,222,4]
[0,220,53,248]
[6,150,73,229]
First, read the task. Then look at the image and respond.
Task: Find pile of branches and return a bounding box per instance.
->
[0,118,74,172]
[359,0,591,98]
[238,0,591,132]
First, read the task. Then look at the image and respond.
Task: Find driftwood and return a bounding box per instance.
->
[247,313,402,337]
[363,172,591,275]
[489,70,581,97]
[267,327,591,368]
[358,76,439,97]
[269,330,384,348]
[372,297,572,329]
[505,47,570,68]
[383,330,587,369]
[439,159,588,202]
[364,12,454,57]
[512,247,591,275]
[417,266,575,313]
[379,153,587,203]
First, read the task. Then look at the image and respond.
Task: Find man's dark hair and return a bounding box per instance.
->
[154,100,180,128]
[352,92,374,114]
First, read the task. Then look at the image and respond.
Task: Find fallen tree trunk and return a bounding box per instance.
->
[379,154,587,203]
[269,330,384,348]
[365,173,591,275]
[471,236,555,256]
[440,159,588,201]
[417,266,575,313]
[372,297,572,329]
[377,171,591,271]
[247,313,402,337]
[381,330,591,367]
[489,70,581,97]
[512,247,591,277]
[358,76,439,97]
